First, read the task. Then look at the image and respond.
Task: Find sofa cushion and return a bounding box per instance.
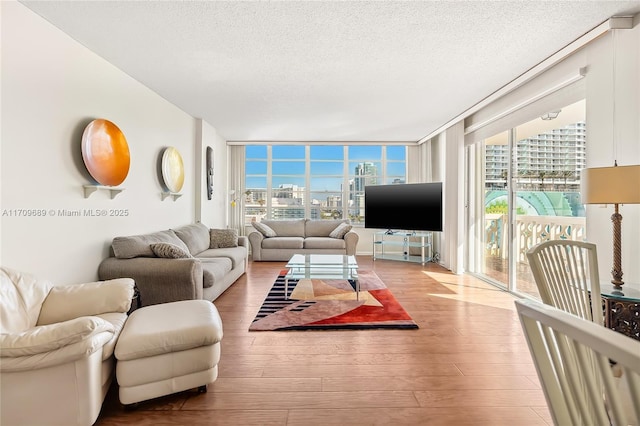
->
[200,258,232,288]
[209,229,238,248]
[252,222,277,237]
[173,223,210,255]
[261,219,306,237]
[305,219,349,237]
[38,279,135,326]
[329,222,353,238]
[197,246,247,269]
[304,237,347,250]
[112,230,189,259]
[1,267,53,333]
[262,237,304,249]
[150,242,193,259]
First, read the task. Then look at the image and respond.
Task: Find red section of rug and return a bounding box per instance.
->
[309,289,413,325]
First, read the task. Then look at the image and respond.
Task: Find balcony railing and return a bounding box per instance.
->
[485,214,586,264]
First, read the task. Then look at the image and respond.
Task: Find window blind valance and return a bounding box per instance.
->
[464,54,588,145]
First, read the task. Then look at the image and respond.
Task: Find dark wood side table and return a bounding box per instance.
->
[601,282,640,341]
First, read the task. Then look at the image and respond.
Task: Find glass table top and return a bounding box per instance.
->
[285,254,358,281]
[286,254,358,269]
[600,281,640,302]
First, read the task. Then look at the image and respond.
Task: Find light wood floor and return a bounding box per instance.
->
[96,257,552,425]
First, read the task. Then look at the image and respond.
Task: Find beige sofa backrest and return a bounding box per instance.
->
[261,219,306,237]
[110,223,213,259]
[305,219,349,237]
[173,223,210,255]
[111,230,189,259]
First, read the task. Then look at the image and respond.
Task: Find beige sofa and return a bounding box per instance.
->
[98,223,247,307]
[0,267,134,426]
[248,219,358,261]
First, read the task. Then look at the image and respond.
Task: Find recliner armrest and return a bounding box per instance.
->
[1,316,113,358]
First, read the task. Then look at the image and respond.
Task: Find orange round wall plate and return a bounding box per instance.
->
[161,147,185,193]
[81,119,130,186]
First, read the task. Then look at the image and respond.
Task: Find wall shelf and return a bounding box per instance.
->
[83,185,124,199]
[161,192,182,201]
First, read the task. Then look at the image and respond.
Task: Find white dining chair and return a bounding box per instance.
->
[526,240,603,325]
[516,299,640,426]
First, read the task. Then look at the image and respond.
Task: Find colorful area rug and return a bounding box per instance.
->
[249,270,418,331]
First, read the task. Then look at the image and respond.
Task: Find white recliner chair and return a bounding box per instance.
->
[0,266,135,426]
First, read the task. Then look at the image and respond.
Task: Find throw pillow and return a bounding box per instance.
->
[252,221,277,238]
[210,228,239,248]
[149,242,193,259]
[329,222,352,239]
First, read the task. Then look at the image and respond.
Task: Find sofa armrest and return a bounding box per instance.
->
[247,231,264,261]
[344,231,359,256]
[37,279,135,326]
[0,322,114,372]
[1,317,113,357]
[238,235,248,248]
[98,257,203,307]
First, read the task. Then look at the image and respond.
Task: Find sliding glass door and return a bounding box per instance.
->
[480,130,510,290]
[471,100,587,297]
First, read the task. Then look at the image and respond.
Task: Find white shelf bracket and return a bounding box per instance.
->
[161,192,183,201]
[83,185,124,199]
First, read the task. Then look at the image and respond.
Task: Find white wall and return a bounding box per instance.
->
[195,119,228,228]
[585,26,640,285]
[442,121,465,274]
[0,2,226,283]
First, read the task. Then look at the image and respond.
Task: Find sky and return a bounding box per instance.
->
[245,145,406,191]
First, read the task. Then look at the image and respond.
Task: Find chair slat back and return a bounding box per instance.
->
[526,240,603,325]
[516,299,640,426]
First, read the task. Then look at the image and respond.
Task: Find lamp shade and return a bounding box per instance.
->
[581,165,640,204]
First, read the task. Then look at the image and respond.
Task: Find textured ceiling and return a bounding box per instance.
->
[20,1,640,143]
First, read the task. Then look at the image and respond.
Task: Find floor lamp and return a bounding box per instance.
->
[581,163,640,288]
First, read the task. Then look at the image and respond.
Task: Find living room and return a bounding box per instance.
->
[2,1,640,425]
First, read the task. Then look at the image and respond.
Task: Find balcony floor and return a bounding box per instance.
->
[483,256,541,299]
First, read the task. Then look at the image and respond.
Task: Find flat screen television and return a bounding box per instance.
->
[364,182,443,232]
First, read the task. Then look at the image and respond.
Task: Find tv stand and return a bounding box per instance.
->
[373,231,432,264]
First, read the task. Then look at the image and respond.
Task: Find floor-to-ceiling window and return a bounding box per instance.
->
[243,145,407,226]
[472,99,587,298]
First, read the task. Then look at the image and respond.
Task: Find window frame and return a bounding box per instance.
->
[243,145,407,225]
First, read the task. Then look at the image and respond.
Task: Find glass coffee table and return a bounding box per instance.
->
[284,254,359,300]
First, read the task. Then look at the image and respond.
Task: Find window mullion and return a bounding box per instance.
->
[381,146,387,183]
[344,146,349,220]
[267,145,272,220]
[305,146,311,219]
